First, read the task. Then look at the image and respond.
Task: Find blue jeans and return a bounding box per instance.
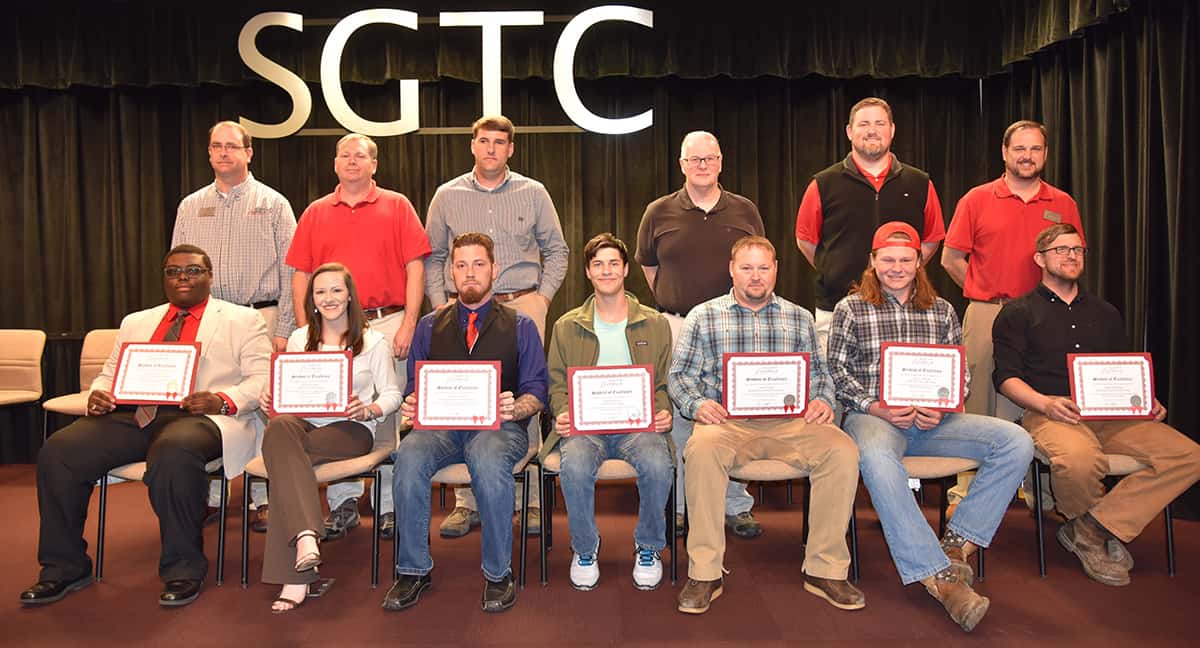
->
[392,421,529,581]
[559,432,673,555]
[670,416,754,515]
[843,411,1033,584]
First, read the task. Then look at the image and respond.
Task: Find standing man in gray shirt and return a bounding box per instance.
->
[172,120,297,532]
[424,115,569,537]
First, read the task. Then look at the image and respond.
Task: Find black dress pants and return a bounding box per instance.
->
[36,408,222,582]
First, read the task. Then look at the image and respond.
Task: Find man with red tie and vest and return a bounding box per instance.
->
[385,232,548,614]
[22,245,271,608]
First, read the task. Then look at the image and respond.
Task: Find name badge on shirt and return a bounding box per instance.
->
[198,207,216,218]
[1043,210,1062,223]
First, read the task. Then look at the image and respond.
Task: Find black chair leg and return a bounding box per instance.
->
[1165,502,1176,577]
[937,477,948,538]
[518,473,529,589]
[977,547,985,581]
[96,476,108,582]
[1032,461,1047,577]
[539,468,550,586]
[786,480,793,506]
[371,469,382,588]
[849,504,859,583]
[668,468,678,584]
[801,480,811,546]
[216,474,227,585]
[240,475,252,587]
[758,482,765,503]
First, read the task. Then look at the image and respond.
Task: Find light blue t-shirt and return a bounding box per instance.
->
[593,314,632,366]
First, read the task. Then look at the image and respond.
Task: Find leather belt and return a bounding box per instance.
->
[363,305,404,321]
[248,300,278,309]
[448,288,537,304]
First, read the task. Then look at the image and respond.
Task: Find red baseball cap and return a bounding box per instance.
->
[871,221,921,251]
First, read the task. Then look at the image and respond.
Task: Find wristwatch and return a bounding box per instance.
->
[219,399,231,416]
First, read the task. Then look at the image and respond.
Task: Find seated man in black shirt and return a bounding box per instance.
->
[992,223,1200,586]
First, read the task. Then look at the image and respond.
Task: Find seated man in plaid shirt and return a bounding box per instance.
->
[826,222,1032,632]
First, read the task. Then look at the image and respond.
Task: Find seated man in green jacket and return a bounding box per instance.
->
[544,233,674,591]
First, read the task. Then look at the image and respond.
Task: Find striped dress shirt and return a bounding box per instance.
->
[423,168,569,305]
[172,173,297,338]
[826,292,967,413]
[668,292,835,419]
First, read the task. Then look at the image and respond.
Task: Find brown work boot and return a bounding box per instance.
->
[1056,515,1131,586]
[940,530,975,585]
[923,567,990,632]
[676,578,722,614]
[802,575,865,610]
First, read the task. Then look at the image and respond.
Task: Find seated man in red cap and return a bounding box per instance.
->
[827,222,1033,632]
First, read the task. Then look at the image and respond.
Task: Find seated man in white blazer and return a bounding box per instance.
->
[21,244,271,608]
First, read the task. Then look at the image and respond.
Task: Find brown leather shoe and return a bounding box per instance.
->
[803,575,865,610]
[1057,515,1130,586]
[677,578,722,614]
[251,505,269,534]
[924,568,989,632]
[940,532,975,585]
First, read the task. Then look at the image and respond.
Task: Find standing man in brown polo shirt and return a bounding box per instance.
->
[635,130,766,538]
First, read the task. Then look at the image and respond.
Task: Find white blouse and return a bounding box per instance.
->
[284,326,402,438]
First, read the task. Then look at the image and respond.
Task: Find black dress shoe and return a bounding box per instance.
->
[19,575,94,606]
[381,573,431,611]
[159,579,203,607]
[481,574,516,613]
[379,512,395,540]
[251,505,269,533]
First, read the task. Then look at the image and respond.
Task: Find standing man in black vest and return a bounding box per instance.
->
[794,97,946,352]
[384,233,548,613]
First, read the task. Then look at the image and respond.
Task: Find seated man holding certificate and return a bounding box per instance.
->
[543,233,674,591]
[994,223,1200,586]
[258,263,402,612]
[826,222,1032,632]
[385,232,548,613]
[21,245,271,608]
[670,235,863,615]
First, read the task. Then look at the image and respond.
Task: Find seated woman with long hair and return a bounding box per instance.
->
[259,263,401,612]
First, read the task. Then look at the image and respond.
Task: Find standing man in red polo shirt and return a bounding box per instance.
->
[795,97,945,353]
[286,133,432,540]
[941,120,1084,507]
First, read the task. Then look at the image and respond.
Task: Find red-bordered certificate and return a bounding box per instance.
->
[1068,352,1155,420]
[722,352,809,419]
[270,350,353,417]
[111,342,201,405]
[567,364,655,435]
[879,342,966,412]
[414,361,501,430]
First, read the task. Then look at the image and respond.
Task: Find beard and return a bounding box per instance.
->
[852,138,888,161]
[1045,263,1082,283]
[457,283,491,304]
[1005,160,1043,180]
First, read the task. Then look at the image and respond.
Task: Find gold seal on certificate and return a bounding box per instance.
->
[414,361,501,430]
[1068,352,1156,420]
[111,342,201,405]
[270,351,353,417]
[567,364,655,435]
[722,352,810,419]
[879,342,966,412]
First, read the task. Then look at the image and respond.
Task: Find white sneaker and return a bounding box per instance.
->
[632,547,662,590]
[570,551,600,590]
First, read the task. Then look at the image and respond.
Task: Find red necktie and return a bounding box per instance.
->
[466,312,478,352]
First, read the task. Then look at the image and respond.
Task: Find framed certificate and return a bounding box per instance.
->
[270,351,353,417]
[414,361,501,430]
[111,342,201,405]
[879,342,966,412]
[722,352,810,419]
[1068,352,1156,420]
[567,364,655,435]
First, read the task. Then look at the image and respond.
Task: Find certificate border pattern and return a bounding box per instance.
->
[270,351,352,417]
[112,343,200,404]
[416,362,500,430]
[879,344,965,411]
[568,365,655,435]
[723,353,810,418]
[1068,353,1155,419]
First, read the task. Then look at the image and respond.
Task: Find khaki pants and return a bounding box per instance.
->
[684,418,859,581]
[456,291,548,511]
[1023,412,1200,542]
[949,301,1026,503]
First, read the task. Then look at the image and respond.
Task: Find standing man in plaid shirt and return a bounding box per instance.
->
[826,222,1031,632]
[670,235,863,615]
[172,120,296,530]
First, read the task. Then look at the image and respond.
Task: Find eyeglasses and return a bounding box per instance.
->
[1038,246,1088,257]
[209,143,247,152]
[683,155,721,167]
[164,265,209,278]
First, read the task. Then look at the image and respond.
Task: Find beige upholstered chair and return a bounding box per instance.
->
[727,459,861,581]
[1031,449,1176,576]
[240,429,399,588]
[536,450,678,586]
[900,456,986,578]
[41,329,119,439]
[97,459,228,583]
[0,330,47,426]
